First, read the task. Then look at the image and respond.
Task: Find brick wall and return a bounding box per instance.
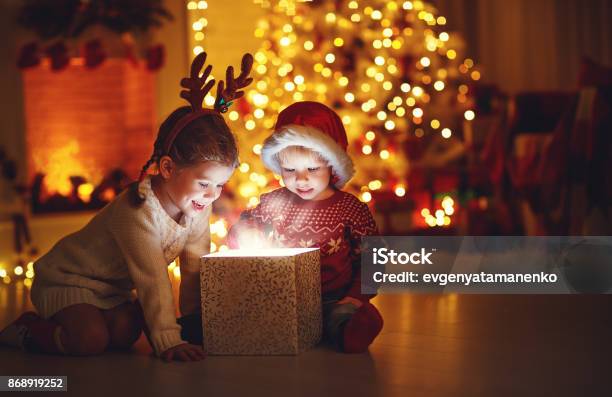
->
[22,59,156,191]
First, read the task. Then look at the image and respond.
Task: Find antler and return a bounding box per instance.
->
[215,53,254,113]
[180,52,215,111]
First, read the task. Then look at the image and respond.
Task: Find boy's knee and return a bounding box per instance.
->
[341,302,384,354]
[323,302,358,342]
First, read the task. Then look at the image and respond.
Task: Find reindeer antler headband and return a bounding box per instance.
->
[137,51,253,183]
[161,51,254,154]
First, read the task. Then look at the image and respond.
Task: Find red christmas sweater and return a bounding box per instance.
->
[229,188,378,302]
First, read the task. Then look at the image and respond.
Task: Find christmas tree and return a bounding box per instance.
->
[192,0,481,249]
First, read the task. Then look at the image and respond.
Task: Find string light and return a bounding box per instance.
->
[421,195,456,228]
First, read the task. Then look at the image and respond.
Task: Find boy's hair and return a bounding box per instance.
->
[275,145,328,165]
[129,106,239,206]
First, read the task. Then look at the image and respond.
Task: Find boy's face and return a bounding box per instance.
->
[279,149,335,201]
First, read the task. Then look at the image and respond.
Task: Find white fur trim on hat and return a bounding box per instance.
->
[261,124,355,188]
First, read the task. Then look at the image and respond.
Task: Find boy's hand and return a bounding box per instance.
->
[337,296,363,308]
[161,343,206,362]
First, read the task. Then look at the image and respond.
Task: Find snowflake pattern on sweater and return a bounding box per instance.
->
[231,188,378,301]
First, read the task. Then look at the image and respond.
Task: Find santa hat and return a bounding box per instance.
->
[261,101,355,188]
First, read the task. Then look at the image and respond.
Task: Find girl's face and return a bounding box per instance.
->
[279,149,334,201]
[160,160,234,219]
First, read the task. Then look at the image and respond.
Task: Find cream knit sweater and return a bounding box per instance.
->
[31,177,210,355]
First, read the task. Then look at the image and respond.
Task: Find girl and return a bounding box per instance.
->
[0,52,253,362]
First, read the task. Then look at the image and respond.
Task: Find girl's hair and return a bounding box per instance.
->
[275,145,327,165]
[129,106,239,206]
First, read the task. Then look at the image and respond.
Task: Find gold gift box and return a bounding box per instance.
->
[200,248,322,355]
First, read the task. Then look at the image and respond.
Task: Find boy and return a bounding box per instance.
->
[228,101,383,353]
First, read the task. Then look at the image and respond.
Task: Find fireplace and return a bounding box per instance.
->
[22,58,157,212]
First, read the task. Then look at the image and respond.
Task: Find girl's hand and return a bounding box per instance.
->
[160,343,206,362]
[337,296,363,308]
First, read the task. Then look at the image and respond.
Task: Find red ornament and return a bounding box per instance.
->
[236,97,251,116]
[123,42,138,67]
[146,44,165,71]
[17,41,41,69]
[45,41,69,71]
[83,39,106,69]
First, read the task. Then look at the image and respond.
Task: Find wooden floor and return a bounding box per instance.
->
[1,283,610,397]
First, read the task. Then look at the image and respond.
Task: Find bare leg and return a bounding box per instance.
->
[101,302,144,350]
[52,304,110,355]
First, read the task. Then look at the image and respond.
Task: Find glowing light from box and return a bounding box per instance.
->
[211,219,228,238]
[205,247,318,258]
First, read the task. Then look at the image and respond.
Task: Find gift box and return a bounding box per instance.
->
[200,248,322,355]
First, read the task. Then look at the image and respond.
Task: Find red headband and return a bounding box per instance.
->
[162,109,220,154]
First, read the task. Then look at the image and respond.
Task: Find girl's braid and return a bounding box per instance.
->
[137,146,164,182]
